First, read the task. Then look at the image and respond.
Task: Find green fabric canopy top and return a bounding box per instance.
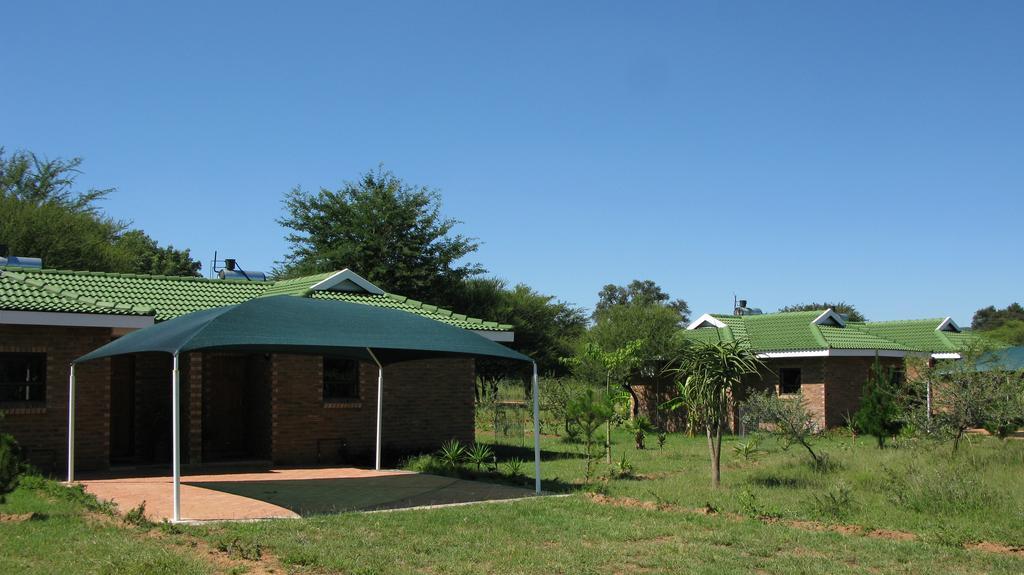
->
[74,295,532,365]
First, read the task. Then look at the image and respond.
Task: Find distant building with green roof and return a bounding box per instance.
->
[637,306,976,432]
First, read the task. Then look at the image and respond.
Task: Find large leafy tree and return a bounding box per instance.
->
[595,279,690,324]
[778,301,866,322]
[972,303,1024,330]
[277,166,483,304]
[0,148,200,276]
[971,304,1024,345]
[664,341,765,488]
[452,278,587,380]
[587,303,681,418]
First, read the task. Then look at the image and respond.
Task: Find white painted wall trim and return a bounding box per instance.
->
[686,313,727,330]
[758,349,907,359]
[0,310,154,329]
[309,269,385,295]
[931,352,962,360]
[812,308,847,327]
[936,317,961,333]
[473,330,514,342]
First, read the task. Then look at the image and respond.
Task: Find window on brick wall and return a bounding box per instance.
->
[890,369,905,387]
[779,368,801,394]
[0,353,46,404]
[323,357,359,402]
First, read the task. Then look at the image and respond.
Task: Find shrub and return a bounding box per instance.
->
[810,481,855,520]
[0,433,25,501]
[437,440,467,469]
[741,391,829,470]
[732,436,763,462]
[610,453,635,479]
[17,475,117,514]
[465,443,495,472]
[503,458,526,477]
[622,415,655,450]
[123,501,152,528]
[882,461,993,514]
[853,357,903,448]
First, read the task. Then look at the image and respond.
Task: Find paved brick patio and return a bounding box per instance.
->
[80,466,535,522]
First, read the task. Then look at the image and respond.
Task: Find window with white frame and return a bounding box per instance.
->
[0,353,46,404]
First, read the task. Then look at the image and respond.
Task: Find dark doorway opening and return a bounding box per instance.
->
[202,353,271,462]
[110,355,136,463]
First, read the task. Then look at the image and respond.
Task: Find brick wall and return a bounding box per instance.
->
[823,356,904,428]
[757,358,828,429]
[270,354,475,466]
[0,325,113,473]
[631,373,687,432]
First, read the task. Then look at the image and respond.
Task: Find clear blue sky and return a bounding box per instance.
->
[3,2,1022,324]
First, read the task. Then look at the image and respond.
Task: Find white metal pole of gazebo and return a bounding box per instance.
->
[532,362,541,495]
[66,364,76,483]
[367,349,384,471]
[171,353,182,523]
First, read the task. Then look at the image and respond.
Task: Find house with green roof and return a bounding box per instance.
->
[0,265,514,471]
[635,307,974,431]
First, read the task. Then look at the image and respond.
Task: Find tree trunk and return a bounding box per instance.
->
[606,373,612,464]
[707,424,721,489]
[624,383,640,419]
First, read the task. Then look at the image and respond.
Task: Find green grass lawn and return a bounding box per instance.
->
[2,429,1023,574]
[0,478,211,575]
[481,427,1024,547]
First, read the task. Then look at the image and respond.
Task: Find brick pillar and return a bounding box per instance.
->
[188,352,203,464]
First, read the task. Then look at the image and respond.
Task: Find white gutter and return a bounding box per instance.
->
[0,310,154,329]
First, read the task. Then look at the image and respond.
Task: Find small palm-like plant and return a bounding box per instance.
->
[437,439,467,469]
[732,436,762,462]
[504,458,526,477]
[466,443,495,472]
[623,415,656,450]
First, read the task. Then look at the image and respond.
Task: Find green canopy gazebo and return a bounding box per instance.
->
[68,295,539,522]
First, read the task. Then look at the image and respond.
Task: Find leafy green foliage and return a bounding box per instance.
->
[853,357,904,448]
[777,302,866,322]
[972,302,1024,331]
[594,279,690,324]
[664,340,766,488]
[277,165,483,303]
[0,432,24,501]
[907,348,1024,449]
[742,391,827,469]
[122,501,152,528]
[454,278,587,379]
[437,439,467,468]
[566,388,615,483]
[981,319,1024,346]
[622,415,655,450]
[503,458,526,477]
[811,480,855,520]
[466,443,495,471]
[0,148,201,276]
[732,436,763,462]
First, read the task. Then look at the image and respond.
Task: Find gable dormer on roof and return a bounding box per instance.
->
[812,309,846,327]
[936,317,961,333]
[686,313,728,330]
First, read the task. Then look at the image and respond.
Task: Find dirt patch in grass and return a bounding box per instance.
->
[586,493,1024,557]
[966,541,1024,556]
[147,526,285,575]
[0,512,38,522]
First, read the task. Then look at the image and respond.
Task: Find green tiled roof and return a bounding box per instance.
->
[684,310,974,354]
[851,319,974,353]
[258,271,337,297]
[0,267,512,331]
[311,291,512,331]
